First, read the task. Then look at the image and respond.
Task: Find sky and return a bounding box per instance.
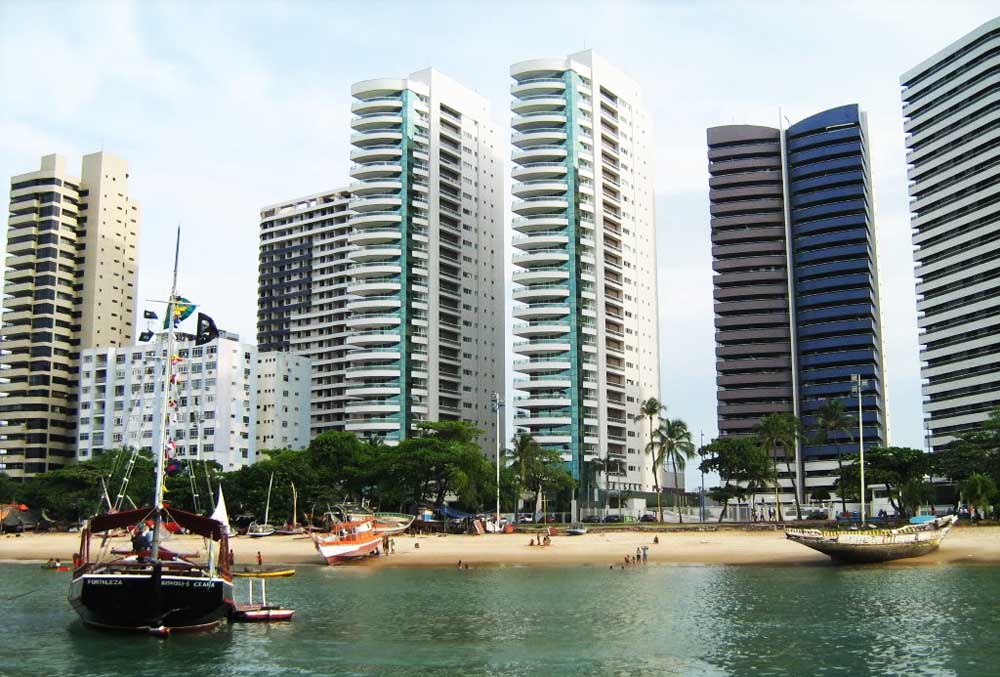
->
[2,0,997,487]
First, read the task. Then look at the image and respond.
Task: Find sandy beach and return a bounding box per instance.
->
[2,525,998,568]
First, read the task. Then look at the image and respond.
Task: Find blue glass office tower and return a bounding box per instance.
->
[708,104,887,502]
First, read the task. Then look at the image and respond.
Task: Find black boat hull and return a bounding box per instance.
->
[69,572,234,631]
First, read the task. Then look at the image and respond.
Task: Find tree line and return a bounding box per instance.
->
[700,403,1000,521]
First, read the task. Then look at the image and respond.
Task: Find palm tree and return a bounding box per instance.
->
[645,429,666,522]
[657,418,697,523]
[813,399,855,516]
[755,413,801,521]
[639,398,666,520]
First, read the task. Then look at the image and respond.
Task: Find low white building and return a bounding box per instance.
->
[76,331,258,471]
[256,352,311,451]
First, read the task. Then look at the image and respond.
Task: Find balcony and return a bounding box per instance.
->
[512,163,568,183]
[346,278,401,296]
[512,214,569,233]
[513,303,571,321]
[347,211,402,229]
[349,179,402,196]
[348,229,402,247]
[345,314,401,330]
[513,376,572,391]
[345,296,402,314]
[512,112,567,132]
[512,267,570,285]
[512,197,568,216]
[512,95,567,114]
[514,357,572,373]
[512,179,568,199]
[512,321,571,338]
[350,145,402,163]
[351,96,403,115]
[350,129,403,148]
[344,365,401,380]
[346,331,402,348]
[512,339,571,356]
[345,418,402,433]
[513,248,570,268]
[347,245,401,263]
[351,113,403,132]
[512,145,568,165]
[512,129,567,149]
[512,284,570,303]
[511,78,566,97]
[513,231,569,252]
[350,193,402,213]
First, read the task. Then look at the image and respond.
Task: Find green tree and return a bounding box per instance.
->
[837,446,930,518]
[507,432,575,515]
[961,473,997,520]
[812,399,855,515]
[656,418,696,523]
[900,479,934,517]
[701,436,776,522]
[755,413,801,521]
[639,397,666,518]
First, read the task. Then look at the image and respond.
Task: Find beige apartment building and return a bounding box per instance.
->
[1,153,139,478]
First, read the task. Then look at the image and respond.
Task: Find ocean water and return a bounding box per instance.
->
[1,562,998,676]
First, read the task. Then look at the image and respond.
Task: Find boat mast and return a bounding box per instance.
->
[291,482,298,528]
[152,226,181,561]
[263,472,274,525]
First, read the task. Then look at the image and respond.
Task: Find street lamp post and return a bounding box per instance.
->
[491,392,504,530]
[851,374,866,524]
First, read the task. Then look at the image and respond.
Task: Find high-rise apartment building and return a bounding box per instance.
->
[76,331,257,471]
[509,51,664,502]
[1,153,139,478]
[901,18,1000,451]
[258,189,352,434]
[708,104,887,501]
[258,69,505,449]
[256,352,311,451]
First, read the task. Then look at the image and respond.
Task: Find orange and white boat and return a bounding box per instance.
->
[311,519,383,565]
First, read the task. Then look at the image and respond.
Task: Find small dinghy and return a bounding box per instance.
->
[230,576,294,623]
[566,524,588,536]
[785,514,958,563]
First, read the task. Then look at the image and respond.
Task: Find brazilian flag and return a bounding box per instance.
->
[163,297,196,328]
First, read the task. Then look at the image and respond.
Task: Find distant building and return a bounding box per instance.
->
[707,105,888,502]
[901,17,1000,451]
[76,331,257,471]
[256,352,311,451]
[1,152,139,478]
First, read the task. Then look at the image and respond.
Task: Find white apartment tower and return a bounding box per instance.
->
[509,51,664,501]
[256,352,311,451]
[258,69,505,449]
[901,18,1000,450]
[76,332,257,471]
[346,69,504,445]
[1,153,139,477]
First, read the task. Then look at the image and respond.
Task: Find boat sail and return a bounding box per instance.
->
[248,472,276,538]
[785,514,959,563]
[68,228,234,633]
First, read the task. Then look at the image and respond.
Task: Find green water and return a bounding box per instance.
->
[2,563,998,676]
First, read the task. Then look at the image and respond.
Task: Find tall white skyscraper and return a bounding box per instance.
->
[259,69,505,449]
[509,51,664,504]
[901,18,1000,450]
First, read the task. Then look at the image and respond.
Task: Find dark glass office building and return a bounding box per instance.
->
[707,104,887,502]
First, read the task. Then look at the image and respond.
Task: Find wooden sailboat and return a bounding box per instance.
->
[248,473,276,538]
[785,514,959,563]
[275,482,305,536]
[68,228,234,634]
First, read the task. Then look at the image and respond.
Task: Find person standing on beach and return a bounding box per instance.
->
[642,546,648,562]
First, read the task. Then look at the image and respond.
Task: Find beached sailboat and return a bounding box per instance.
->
[785,514,959,563]
[373,511,415,535]
[311,517,384,565]
[248,473,276,538]
[275,482,305,536]
[68,229,234,634]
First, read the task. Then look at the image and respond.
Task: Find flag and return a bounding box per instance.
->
[195,312,219,346]
[163,297,196,328]
[143,309,158,320]
[138,330,154,342]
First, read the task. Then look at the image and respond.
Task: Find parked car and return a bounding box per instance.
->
[582,515,602,523]
[603,514,624,523]
[639,513,656,523]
